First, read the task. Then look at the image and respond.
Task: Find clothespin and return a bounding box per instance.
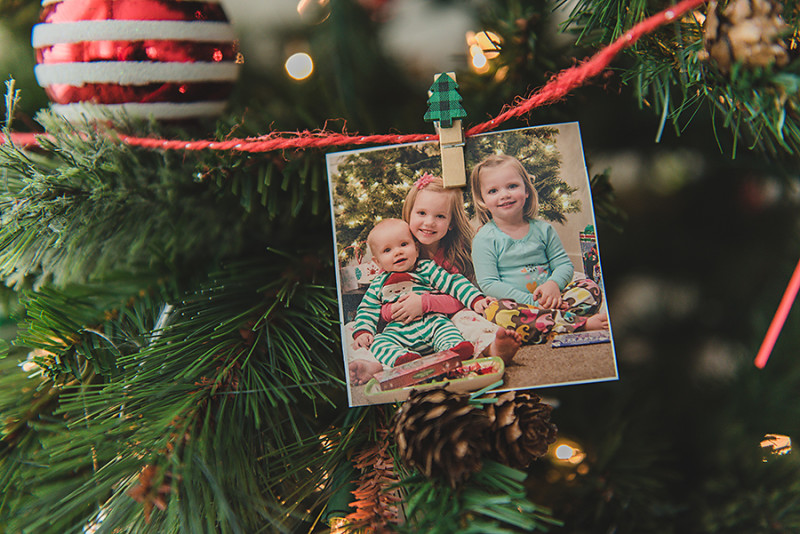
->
[424,72,467,188]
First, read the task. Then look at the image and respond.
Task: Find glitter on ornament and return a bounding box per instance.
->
[297,0,331,24]
[32,0,241,121]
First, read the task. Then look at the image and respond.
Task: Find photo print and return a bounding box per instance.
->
[327,122,618,406]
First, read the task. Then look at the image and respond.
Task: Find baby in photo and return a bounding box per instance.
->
[349,218,490,384]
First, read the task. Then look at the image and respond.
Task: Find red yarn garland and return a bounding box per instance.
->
[116,131,437,153]
[2,0,705,151]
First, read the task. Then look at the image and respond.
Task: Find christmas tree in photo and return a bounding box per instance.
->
[1,0,800,533]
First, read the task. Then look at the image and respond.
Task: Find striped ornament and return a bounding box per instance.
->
[32,0,240,121]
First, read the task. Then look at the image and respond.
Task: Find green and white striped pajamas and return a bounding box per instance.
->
[352,259,484,367]
[370,315,466,366]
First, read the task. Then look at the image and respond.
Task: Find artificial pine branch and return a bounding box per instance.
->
[0,364,59,518]
[256,406,381,529]
[458,1,573,116]
[394,460,561,534]
[1,251,348,532]
[0,96,331,288]
[345,427,401,533]
[562,0,651,44]
[14,274,179,380]
[563,0,800,156]
[0,281,178,532]
[0,275,179,531]
[126,464,174,524]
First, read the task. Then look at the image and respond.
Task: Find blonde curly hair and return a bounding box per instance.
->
[402,175,475,281]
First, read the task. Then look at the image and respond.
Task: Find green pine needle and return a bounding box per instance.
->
[563,1,800,157]
[395,460,561,533]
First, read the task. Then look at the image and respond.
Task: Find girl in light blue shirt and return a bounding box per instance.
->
[470,154,608,343]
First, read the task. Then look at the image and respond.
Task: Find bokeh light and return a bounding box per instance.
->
[285,52,314,80]
[474,30,502,58]
[467,29,502,73]
[471,52,488,71]
[555,444,574,460]
[550,438,587,465]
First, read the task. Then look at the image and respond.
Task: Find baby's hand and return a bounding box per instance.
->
[354,332,374,349]
[472,297,490,315]
[391,293,424,324]
[532,280,562,309]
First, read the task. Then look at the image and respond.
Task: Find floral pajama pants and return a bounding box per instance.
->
[483,278,603,344]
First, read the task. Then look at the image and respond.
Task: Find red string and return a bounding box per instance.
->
[0,0,706,152]
[116,131,437,153]
[754,258,800,368]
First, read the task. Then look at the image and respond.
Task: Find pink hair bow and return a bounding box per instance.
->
[414,173,436,189]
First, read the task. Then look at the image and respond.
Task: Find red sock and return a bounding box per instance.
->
[394,352,421,367]
[450,341,474,359]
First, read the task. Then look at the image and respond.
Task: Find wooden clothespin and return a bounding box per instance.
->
[424,72,467,188]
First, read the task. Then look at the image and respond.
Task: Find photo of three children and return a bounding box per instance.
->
[327,122,618,406]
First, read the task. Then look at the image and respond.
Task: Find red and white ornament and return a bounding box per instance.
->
[32,0,240,121]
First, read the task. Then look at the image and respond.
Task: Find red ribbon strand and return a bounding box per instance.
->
[754,258,800,369]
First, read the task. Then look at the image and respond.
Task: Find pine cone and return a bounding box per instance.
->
[699,0,791,73]
[485,391,557,470]
[392,388,490,487]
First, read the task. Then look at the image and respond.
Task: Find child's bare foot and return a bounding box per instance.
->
[483,328,522,365]
[584,312,609,331]
[349,359,384,385]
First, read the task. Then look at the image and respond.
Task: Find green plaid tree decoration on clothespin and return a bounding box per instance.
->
[424,73,467,129]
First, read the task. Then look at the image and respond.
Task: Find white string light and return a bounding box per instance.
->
[285,52,314,80]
